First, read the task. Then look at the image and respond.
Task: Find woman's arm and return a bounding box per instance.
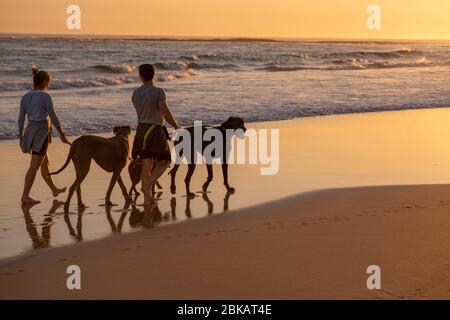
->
[18,97,26,139]
[45,95,69,144]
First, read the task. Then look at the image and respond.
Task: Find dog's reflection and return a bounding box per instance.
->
[170,191,234,220]
[21,199,64,249]
[20,189,235,250]
[64,205,85,241]
[105,200,132,233]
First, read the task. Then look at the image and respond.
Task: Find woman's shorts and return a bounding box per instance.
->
[31,137,49,156]
[132,123,171,161]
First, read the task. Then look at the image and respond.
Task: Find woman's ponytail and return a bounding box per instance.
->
[31,65,51,89]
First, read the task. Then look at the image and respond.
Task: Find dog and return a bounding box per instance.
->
[169,117,246,197]
[128,158,162,197]
[50,126,132,213]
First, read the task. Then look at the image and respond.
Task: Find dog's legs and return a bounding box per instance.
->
[105,170,121,206]
[169,164,180,194]
[133,184,140,196]
[128,183,134,197]
[64,161,90,213]
[221,163,235,193]
[185,163,197,198]
[202,164,213,192]
[117,175,132,202]
[76,186,86,209]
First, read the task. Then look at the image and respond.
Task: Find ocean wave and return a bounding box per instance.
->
[258,56,444,72]
[0,70,200,91]
[89,64,136,74]
[323,48,422,60]
[157,69,199,81]
[153,61,191,71]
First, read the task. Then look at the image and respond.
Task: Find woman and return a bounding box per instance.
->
[18,66,70,204]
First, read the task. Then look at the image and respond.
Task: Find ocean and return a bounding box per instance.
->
[0,36,450,139]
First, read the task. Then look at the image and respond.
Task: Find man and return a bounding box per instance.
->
[131,64,180,205]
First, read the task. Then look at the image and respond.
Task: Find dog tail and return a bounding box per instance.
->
[49,144,75,176]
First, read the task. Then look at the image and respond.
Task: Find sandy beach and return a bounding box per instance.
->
[0,109,450,299]
[2,108,450,299]
[2,184,450,299]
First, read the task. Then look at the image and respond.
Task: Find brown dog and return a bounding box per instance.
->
[128,158,163,197]
[50,126,132,212]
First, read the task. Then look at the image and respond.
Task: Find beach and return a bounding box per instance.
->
[2,108,450,299]
[2,184,450,299]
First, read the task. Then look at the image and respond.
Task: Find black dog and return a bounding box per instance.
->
[169,117,246,197]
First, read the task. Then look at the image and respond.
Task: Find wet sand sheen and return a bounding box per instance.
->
[2,107,450,259]
[2,184,450,299]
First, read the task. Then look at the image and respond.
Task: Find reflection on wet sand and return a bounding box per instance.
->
[21,199,64,249]
[64,206,85,241]
[19,189,235,252]
[105,201,132,233]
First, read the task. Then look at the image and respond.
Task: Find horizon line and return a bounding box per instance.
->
[1,32,450,44]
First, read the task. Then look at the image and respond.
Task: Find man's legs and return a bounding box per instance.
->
[141,158,170,205]
[140,158,154,205]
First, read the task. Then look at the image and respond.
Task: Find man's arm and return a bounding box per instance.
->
[161,100,180,129]
[159,89,180,129]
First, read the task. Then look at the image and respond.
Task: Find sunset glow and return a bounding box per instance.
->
[1,0,450,40]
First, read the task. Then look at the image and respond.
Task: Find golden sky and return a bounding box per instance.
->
[1,0,449,39]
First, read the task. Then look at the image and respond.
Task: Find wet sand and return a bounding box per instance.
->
[2,108,450,298]
[2,184,450,299]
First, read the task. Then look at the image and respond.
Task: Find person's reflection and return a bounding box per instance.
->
[21,199,63,249]
[129,204,162,228]
[64,205,85,241]
[170,197,177,221]
[105,200,132,233]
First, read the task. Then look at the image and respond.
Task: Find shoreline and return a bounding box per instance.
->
[3,184,450,299]
[1,106,450,141]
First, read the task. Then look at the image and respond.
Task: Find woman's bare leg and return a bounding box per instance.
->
[40,154,67,197]
[21,154,44,204]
